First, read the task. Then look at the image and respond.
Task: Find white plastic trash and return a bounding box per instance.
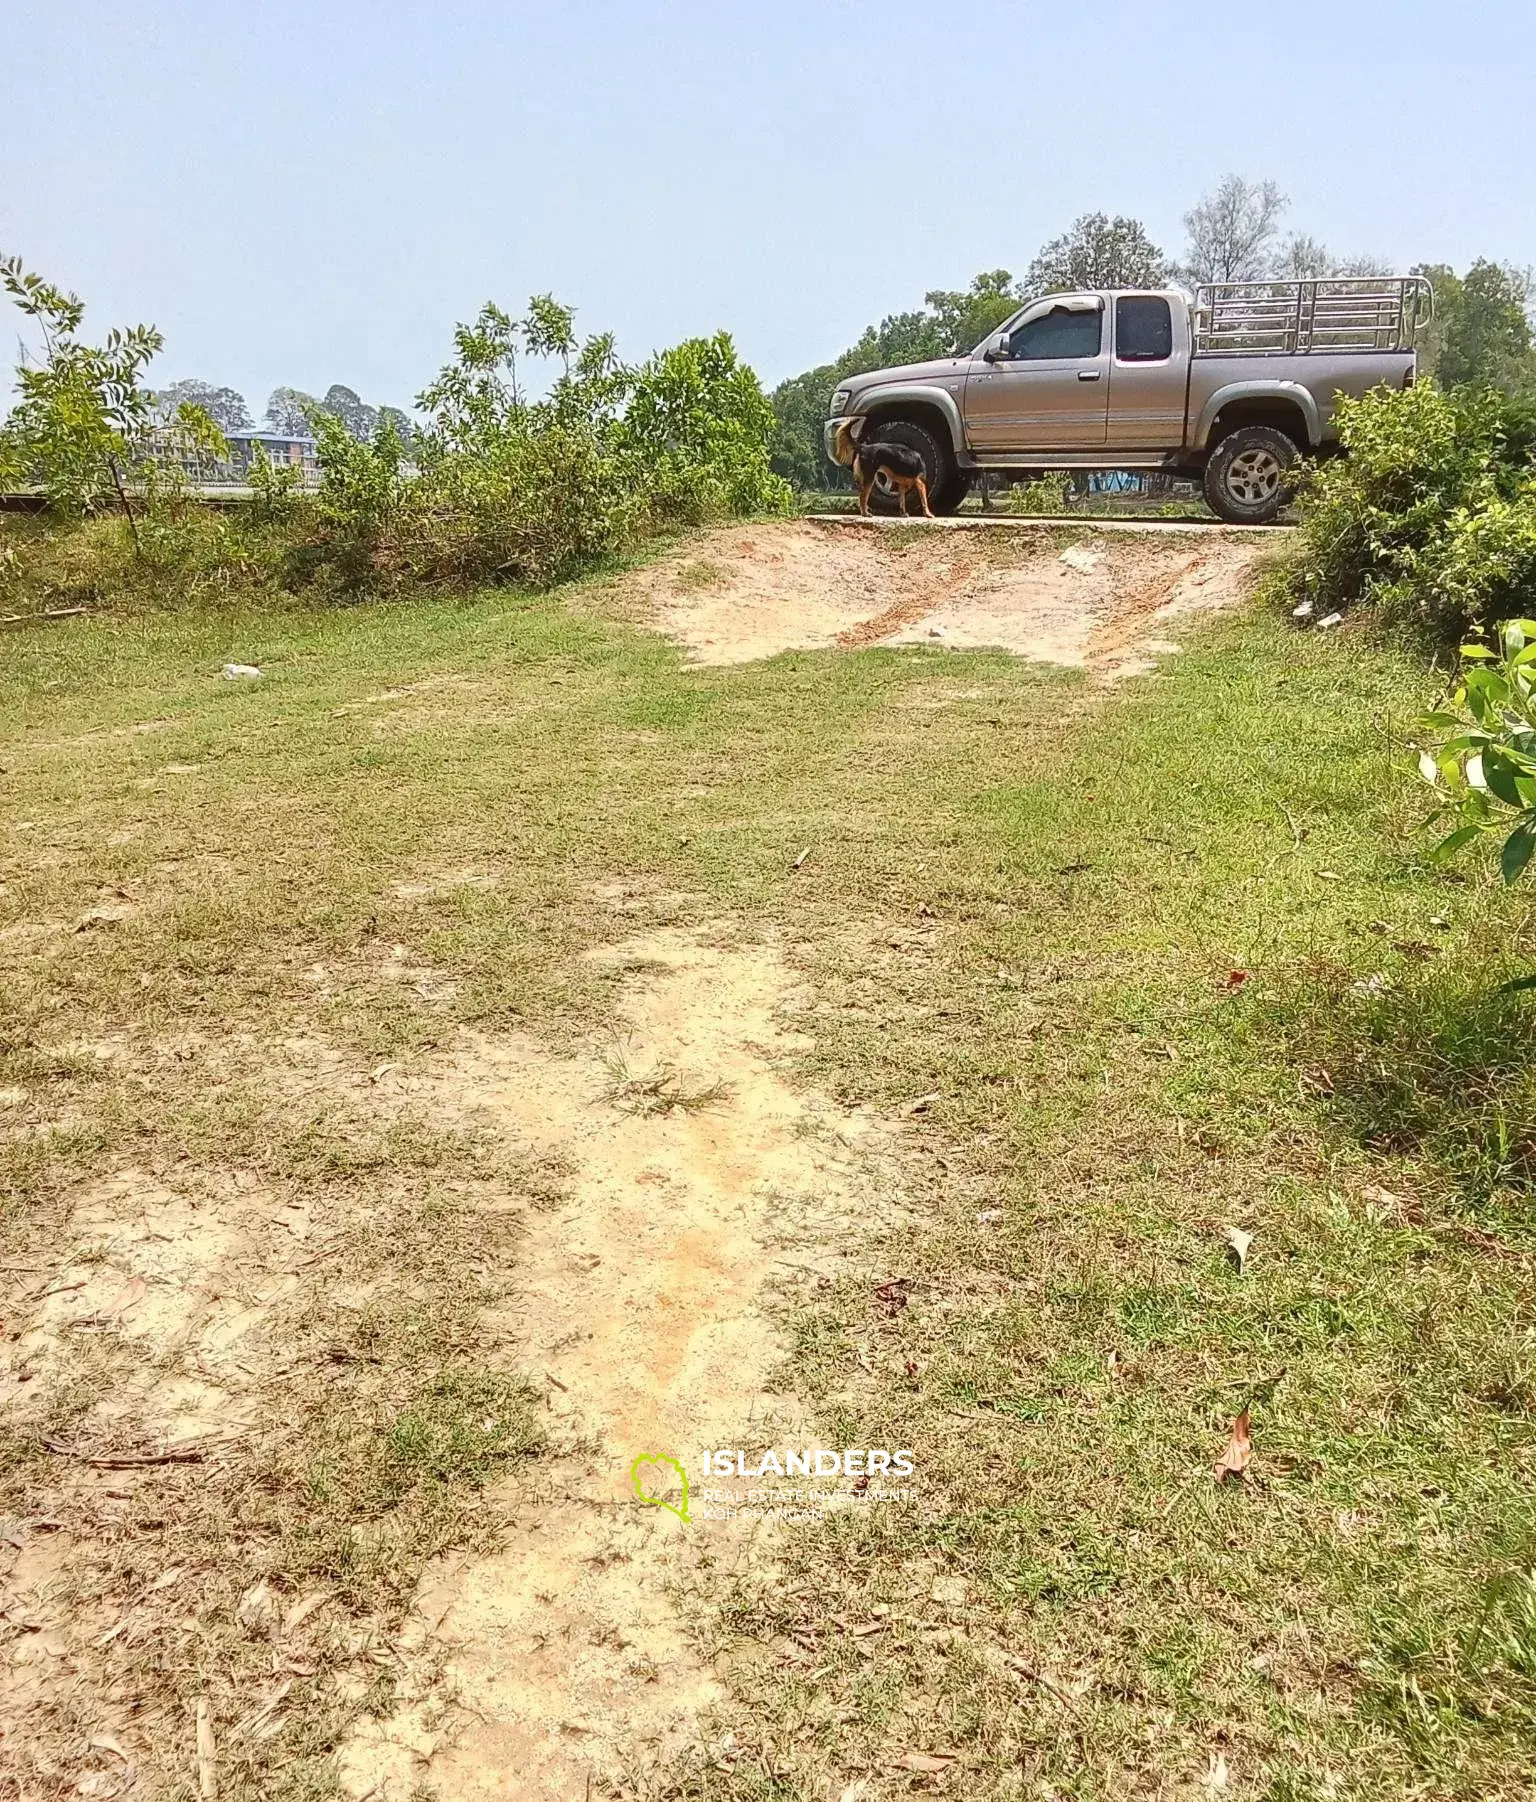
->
[222,663,263,680]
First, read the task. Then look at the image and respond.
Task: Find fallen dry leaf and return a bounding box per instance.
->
[282,1588,332,1634]
[1214,1411,1253,1485]
[196,1698,217,1800]
[1360,1182,1421,1225]
[1223,969,1251,992]
[874,1278,910,1316]
[895,1751,957,1773]
[1222,1226,1254,1274]
[237,1579,279,1638]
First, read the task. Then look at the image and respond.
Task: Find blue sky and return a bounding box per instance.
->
[3,0,1532,417]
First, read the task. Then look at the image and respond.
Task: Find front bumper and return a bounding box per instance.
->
[823,415,860,465]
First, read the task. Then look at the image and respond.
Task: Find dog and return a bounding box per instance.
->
[833,421,934,518]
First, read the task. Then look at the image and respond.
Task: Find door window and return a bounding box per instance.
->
[1114,296,1173,362]
[1006,304,1103,360]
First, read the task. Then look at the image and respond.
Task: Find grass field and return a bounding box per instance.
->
[3,544,1535,1799]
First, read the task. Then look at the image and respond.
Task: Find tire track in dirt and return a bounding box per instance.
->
[832,550,984,650]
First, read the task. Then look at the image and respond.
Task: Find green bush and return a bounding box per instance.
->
[1281,383,1536,645]
[0,502,305,617]
[621,332,791,524]
[301,299,789,595]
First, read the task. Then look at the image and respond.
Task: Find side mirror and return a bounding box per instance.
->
[983,344,1006,364]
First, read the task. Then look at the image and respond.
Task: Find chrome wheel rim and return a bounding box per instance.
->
[1226,448,1284,505]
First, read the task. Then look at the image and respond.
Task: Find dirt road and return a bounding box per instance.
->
[627,519,1271,675]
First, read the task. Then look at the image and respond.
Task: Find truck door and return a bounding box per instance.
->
[1106,294,1184,449]
[964,296,1110,451]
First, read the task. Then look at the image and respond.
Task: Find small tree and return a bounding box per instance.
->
[622,331,791,521]
[1026,214,1166,294]
[0,255,163,521]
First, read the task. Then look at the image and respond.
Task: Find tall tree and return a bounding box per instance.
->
[1273,237,1391,281]
[1273,234,1334,280]
[264,387,318,435]
[923,270,1025,351]
[154,378,251,433]
[1178,175,1289,284]
[320,384,378,442]
[1423,259,1536,392]
[1025,214,1167,293]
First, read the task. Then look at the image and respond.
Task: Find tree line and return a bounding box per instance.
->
[771,173,1536,488]
[150,377,414,445]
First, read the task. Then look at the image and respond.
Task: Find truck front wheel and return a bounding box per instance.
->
[864,419,966,515]
[1202,426,1299,525]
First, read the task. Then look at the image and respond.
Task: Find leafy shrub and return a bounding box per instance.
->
[1004,471,1071,514]
[1418,618,1536,881]
[1403,488,1536,656]
[303,299,789,594]
[0,505,305,617]
[620,332,791,524]
[1281,383,1536,645]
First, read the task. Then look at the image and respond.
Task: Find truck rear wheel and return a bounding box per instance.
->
[1202,426,1299,525]
[863,418,963,515]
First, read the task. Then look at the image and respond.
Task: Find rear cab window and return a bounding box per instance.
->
[1115,296,1173,362]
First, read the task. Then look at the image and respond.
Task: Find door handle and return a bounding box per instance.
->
[1078,370,1102,382]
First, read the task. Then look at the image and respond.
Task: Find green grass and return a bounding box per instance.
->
[3,558,1534,1797]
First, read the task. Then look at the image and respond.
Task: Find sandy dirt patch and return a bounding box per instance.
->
[2,923,899,1799]
[339,926,898,1800]
[632,521,1266,674]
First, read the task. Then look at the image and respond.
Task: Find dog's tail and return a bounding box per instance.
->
[832,420,858,469]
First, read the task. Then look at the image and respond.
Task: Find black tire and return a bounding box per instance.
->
[1202,426,1300,524]
[931,467,972,514]
[862,418,955,516]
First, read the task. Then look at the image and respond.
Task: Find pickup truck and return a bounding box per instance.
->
[824,277,1432,523]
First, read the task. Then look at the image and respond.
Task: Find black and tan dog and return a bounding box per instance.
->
[832,421,934,518]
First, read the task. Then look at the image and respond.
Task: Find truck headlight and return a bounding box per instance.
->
[829,388,851,416]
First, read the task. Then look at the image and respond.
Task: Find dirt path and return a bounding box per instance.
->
[340,922,898,1799]
[628,520,1268,674]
